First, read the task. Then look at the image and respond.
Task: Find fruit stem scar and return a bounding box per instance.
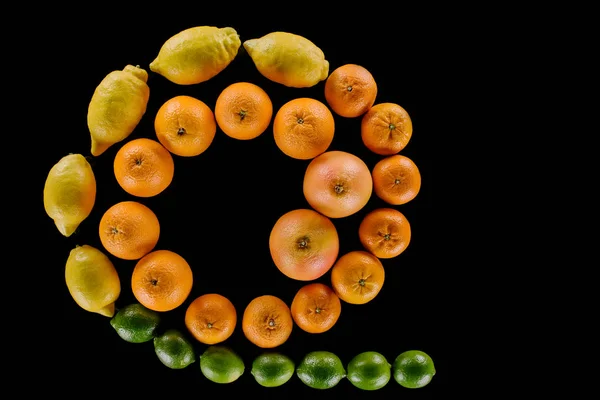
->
[384,233,391,241]
[151,279,158,286]
[297,117,304,124]
[239,110,247,120]
[334,184,344,194]
[135,158,142,166]
[177,127,186,136]
[297,236,309,249]
[111,227,119,234]
[358,279,366,286]
[268,319,275,327]
[347,86,353,92]
[394,178,400,184]
[315,307,322,314]
[389,123,396,130]
[207,322,213,328]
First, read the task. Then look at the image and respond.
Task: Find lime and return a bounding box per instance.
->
[346,351,391,390]
[296,351,346,389]
[251,352,295,387]
[392,350,436,389]
[200,346,245,384]
[109,303,160,343]
[153,329,196,369]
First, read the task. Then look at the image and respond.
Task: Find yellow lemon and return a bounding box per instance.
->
[243,31,329,88]
[150,26,241,85]
[65,245,121,317]
[87,64,150,156]
[43,153,96,237]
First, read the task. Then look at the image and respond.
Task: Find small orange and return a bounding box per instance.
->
[372,154,421,205]
[99,201,160,260]
[330,250,385,305]
[113,138,174,198]
[154,95,217,157]
[273,97,335,160]
[290,283,341,334]
[324,64,377,118]
[358,208,411,259]
[131,249,193,312]
[242,295,293,348]
[361,102,413,155]
[185,293,237,345]
[215,82,273,140]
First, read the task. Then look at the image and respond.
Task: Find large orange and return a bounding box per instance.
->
[214,82,273,140]
[154,95,217,157]
[361,102,413,155]
[272,97,335,160]
[242,295,293,348]
[290,282,341,334]
[131,249,193,312]
[269,208,339,281]
[113,138,174,198]
[99,201,160,260]
[303,150,373,219]
[330,250,385,305]
[372,154,421,205]
[358,208,411,259]
[324,64,377,118]
[185,293,237,345]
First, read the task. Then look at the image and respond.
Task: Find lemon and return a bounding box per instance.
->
[87,64,150,156]
[65,245,121,317]
[43,154,96,237]
[150,26,241,85]
[243,31,329,88]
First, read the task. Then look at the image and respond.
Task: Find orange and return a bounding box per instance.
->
[324,64,377,118]
[242,295,293,348]
[290,283,341,334]
[99,201,160,260]
[214,82,273,140]
[361,102,413,155]
[269,208,339,281]
[154,95,217,157]
[131,249,193,312]
[113,138,174,198]
[372,154,421,205]
[330,250,385,305]
[185,293,237,345]
[303,150,373,219]
[273,97,335,160]
[358,208,411,259]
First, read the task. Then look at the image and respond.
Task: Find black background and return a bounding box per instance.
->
[40,13,457,398]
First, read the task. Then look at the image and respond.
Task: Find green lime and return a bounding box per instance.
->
[392,350,436,389]
[153,329,196,369]
[200,345,245,384]
[347,351,391,390]
[251,352,295,387]
[296,351,346,389]
[109,303,161,343]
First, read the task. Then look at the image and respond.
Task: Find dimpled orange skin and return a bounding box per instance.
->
[372,154,422,205]
[330,250,385,305]
[242,295,293,348]
[359,208,411,259]
[269,208,339,281]
[324,64,378,118]
[185,293,237,345]
[290,282,342,334]
[303,150,373,219]
[361,102,413,155]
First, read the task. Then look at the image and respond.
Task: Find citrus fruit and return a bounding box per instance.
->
[185,293,237,345]
[330,250,385,304]
[392,350,436,389]
[65,244,120,317]
[215,82,273,140]
[273,97,335,160]
[154,95,217,157]
[242,295,293,348]
[361,102,413,155]
[98,200,160,260]
[358,208,411,259]
[296,351,346,389]
[324,64,377,118]
[303,150,373,218]
[269,208,339,281]
[131,249,193,312]
[44,153,96,237]
[113,138,175,198]
[110,303,161,343]
[251,352,295,388]
[153,329,196,369]
[290,283,341,334]
[372,154,422,205]
[347,351,391,391]
[199,345,245,384]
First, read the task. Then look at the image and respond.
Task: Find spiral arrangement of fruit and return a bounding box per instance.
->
[44,26,434,390]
